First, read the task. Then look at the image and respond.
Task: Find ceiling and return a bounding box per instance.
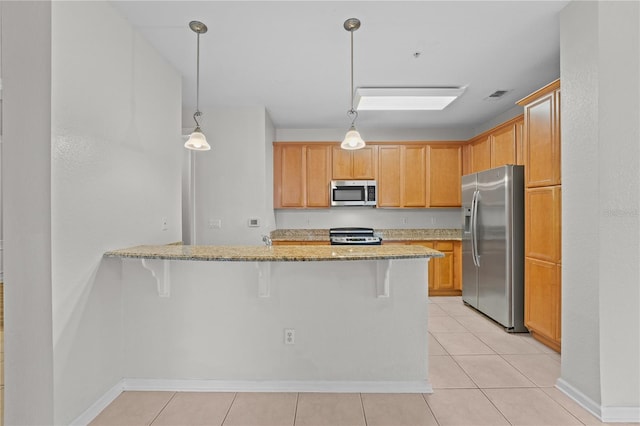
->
[111,1,569,132]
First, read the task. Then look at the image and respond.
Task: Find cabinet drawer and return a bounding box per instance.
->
[434,241,454,251]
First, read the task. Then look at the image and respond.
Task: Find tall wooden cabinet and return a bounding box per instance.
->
[518,79,562,352]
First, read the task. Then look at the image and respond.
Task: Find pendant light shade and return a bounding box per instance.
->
[341,18,365,151]
[184,126,209,151]
[185,21,210,151]
[341,125,365,150]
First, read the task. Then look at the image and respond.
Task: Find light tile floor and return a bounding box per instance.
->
[90,297,632,426]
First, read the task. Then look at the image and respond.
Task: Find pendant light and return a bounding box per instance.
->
[341,18,365,151]
[185,20,211,151]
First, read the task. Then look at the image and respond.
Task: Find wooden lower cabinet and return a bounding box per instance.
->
[525,257,561,352]
[272,241,329,246]
[385,240,461,296]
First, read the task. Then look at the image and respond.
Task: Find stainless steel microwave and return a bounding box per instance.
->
[330,180,377,206]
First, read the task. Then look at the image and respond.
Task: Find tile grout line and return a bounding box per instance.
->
[292,392,299,426]
[420,392,442,426]
[359,393,368,426]
[148,391,177,425]
[477,387,515,425]
[220,392,238,426]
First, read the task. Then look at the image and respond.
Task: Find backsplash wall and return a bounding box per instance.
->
[275,208,462,230]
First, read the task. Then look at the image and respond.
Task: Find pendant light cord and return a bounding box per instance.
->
[193,31,202,127]
[348,27,358,126]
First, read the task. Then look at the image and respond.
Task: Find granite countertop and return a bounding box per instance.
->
[104,244,443,262]
[270,228,462,242]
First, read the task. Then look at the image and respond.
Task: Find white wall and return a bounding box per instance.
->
[560,1,640,421]
[275,208,461,230]
[1,2,54,424]
[186,107,276,245]
[49,2,182,424]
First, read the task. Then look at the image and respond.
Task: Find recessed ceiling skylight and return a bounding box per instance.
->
[355,87,466,111]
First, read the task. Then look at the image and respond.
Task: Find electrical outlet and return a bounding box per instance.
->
[161,217,168,231]
[402,217,408,225]
[284,328,295,345]
[209,219,222,229]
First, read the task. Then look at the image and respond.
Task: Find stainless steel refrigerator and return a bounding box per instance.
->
[462,165,526,332]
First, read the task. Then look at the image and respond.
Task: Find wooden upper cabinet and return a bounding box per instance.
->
[275,144,305,208]
[525,186,561,263]
[518,80,561,187]
[516,118,525,166]
[273,143,331,208]
[331,146,376,180]
[403,145,427,207]
[306,145,331,207]
[470,136,491,173]
[491,124,517,168]
[377,146,402,207]
[428,144,462,207]
[378,145,427,208]
[463,115,524,175]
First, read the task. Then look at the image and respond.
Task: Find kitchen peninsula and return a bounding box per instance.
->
[104,243,442,393]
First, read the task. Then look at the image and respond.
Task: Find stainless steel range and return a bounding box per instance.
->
[329,227,382,245]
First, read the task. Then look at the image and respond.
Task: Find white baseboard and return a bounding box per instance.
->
[601,406,640,423]
[123,378,433,394]
[70,380,125,426]
[556,378,640,423]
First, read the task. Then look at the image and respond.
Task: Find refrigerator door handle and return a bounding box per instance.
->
[471,189,480,267]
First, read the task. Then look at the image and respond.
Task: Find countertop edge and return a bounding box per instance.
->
[104,244,444,262]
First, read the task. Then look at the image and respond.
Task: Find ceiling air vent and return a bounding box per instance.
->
[485,90,510,101]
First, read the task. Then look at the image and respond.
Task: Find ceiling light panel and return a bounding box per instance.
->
[355,87,466,111]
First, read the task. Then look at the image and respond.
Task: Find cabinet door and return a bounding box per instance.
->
[525,90,560,187]
[306,145,331,207]
[428,145,462,207]
[378,146,402,207]
[470,137,491,173]
[525,257,559,345]
[525,186,561,263]
[453,241,462,291]
[491,124,516,168]
[331,146,376,180]
[331,147,352,180]
[352,146,376,179]
[278,145,305,207]
[433,241,455,291]
[403,145,427,207]
[515,118,525,166]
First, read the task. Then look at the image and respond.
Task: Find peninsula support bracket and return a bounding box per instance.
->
[141,259,170,297]
[256,262,271,298]
[376,259,391,298]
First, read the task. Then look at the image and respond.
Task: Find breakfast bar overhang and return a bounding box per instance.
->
[104,244,443,393]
